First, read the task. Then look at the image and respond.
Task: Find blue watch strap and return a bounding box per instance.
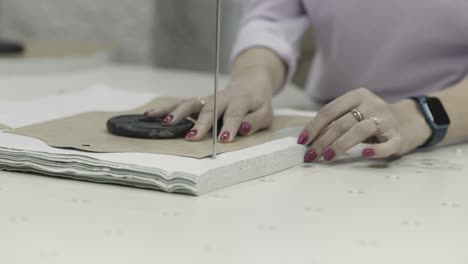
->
[410,96,450,149]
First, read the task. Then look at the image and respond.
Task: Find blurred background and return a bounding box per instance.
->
[0,0,314,86]
[0,0,243,72]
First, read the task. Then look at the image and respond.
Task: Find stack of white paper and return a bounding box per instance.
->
[0,85,307,195]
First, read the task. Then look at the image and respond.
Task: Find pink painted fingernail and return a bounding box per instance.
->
[304,149,317,163]
[362,148,376,158]
[163,115,174,124]
[239,122,252,135]
[323,148,336,161]
[220,131,230,142]
[186,129,198,138]
[297,132,310,145]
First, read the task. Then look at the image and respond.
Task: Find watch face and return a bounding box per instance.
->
[426,97,450,125]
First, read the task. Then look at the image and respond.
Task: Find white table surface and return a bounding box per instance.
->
[0,42,112,75]
[0,65,467,264]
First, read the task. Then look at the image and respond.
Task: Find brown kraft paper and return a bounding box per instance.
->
[7,97,311,158]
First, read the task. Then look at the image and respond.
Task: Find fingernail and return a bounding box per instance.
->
[323,148,336,161]
[362,148,376,158]
[186,129,198,138]
[239,122,252,135]
[304,149,317,163]
[163,115,174,124]
[220,131,230,142]
[297,132,310,145]
[144,111,150,116]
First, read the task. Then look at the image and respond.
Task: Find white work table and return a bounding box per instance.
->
[0,65,467,264]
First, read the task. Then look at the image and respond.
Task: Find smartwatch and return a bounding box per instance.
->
[410,96,450,148]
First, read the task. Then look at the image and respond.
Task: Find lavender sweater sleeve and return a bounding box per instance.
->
[231,0,310,83]
[232,0,468,103]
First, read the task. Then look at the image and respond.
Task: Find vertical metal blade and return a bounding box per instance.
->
[212,0,221,159]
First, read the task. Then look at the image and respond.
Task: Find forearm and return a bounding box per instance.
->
[231,47,287,96]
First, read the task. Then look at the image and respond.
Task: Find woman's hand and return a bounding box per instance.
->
[145,47,286,143]
[145,48,286,143]
[144,75,275,143]
[299,88,433,162]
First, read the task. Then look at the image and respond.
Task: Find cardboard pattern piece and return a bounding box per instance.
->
[7,97,311,158]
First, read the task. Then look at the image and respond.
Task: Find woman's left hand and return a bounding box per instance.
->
[298,88,433,162]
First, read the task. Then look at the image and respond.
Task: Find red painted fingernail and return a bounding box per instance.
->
[239,122,252,135]
[362,148,376,158]
[304,149,317,163]
[163,115,174,124]
[220,131,230,142]
[297,132,310,145]
[186,129,198,138]
[323,148,336,161]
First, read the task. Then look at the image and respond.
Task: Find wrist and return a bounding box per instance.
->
[392,99,432,149]
[229,68,277,97]
[231,48,286,96]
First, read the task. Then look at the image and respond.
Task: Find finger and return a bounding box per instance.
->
[303,113,357,162]
[185,97,228,141]
[300,88,370,145]
[218,101,251,143]
[361,136,402,159]
[321,119,379,161]
[238,104,273,136]
[165,99,205,125]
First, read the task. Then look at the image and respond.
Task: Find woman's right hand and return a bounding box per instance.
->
[145,48,286,143]
[144,73,275,143]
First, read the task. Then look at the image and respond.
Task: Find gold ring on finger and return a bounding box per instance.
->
[369,117,382,132]
[197,97,206,106]
[351,108,365,122]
